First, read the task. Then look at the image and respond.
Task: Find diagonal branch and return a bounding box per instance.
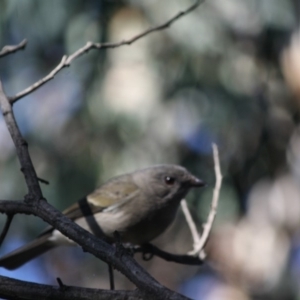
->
[0,39,27,58]
[0,274,144,300]
[0,82,43,200]
[0,199,190,300]
[8,0,204,104]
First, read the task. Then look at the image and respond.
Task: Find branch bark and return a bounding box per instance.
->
[0,275,144,300]
[0,199,189,300]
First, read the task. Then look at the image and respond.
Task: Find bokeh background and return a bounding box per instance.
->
[1,0,300,299]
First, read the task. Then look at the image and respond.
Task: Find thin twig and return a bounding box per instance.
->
[180,199,206,259]
[189,143,222,256]
[37,177,50,185]
[0,214,14,247]
[0,39,27,58]
[180,199,201,248]
[8,0,204,104]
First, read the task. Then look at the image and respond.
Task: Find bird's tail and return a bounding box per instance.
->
[0,233,56,270]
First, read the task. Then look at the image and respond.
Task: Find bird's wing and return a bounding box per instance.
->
[39,174,140,237]
[64,174,140,219]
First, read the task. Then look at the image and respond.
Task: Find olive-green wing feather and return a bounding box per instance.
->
[39,174,139,237]
[63,173,139,219]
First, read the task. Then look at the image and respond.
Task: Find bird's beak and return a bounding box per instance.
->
[188,175,206,187]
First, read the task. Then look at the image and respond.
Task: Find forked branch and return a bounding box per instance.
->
[181,143,222,257]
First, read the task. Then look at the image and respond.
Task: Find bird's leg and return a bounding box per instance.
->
[107,264,115,290]
[113,231,135,258]
[113,231,126,258]
[122,243,136,257]
[107,230,127,290]
[56,277,67,291]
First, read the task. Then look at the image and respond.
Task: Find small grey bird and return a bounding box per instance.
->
[0,164,205,270]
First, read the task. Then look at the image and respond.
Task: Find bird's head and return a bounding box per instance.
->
[133,164,205,205]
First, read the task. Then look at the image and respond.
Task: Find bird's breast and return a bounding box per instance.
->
[61,198,181,245]
[110,199,180,244]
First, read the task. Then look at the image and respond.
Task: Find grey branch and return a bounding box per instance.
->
[0,274,144,300]
[0,39,27,58]
[8,0,204,104]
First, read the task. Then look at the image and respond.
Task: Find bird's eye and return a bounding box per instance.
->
[164,176,175,185]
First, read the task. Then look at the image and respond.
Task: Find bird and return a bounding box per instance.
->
[0,164,205,270]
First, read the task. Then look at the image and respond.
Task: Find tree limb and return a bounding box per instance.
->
[0,200,190,300]
[0,274,144,300]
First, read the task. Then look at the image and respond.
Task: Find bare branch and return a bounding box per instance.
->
[0,39,27,58]
[9,55,68,104]
[189,143,222,256]
[0,200,35,215]
[180,199,201,249]
[0,200,190,300]
[9,0,204,103]
[37,177,50,185]
[180,199,206,259]
[0,274,145,300]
